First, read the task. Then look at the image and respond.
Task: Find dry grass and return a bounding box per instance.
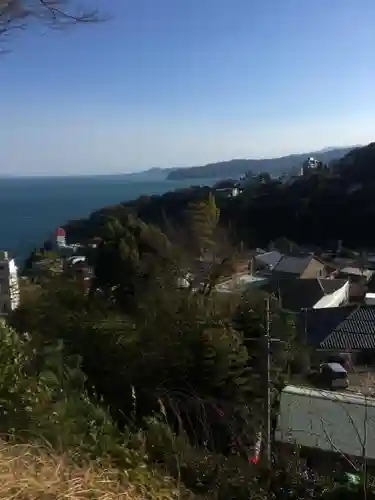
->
[0,442,178,500]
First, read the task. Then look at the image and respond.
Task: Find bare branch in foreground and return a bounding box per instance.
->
[0,0,104,51]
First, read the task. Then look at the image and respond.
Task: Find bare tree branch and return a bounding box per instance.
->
[0,0,103,50]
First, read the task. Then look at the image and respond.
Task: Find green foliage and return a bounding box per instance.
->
[0,320,122,457]
[90,213,178,311]
[145,417,261,499]
[188,193,220,257]
[165,148,350,180]
[66,143,375,251]
[14,170,375,498]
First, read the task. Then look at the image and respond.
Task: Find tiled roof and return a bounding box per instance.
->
[340,267,373,280]
[321,306,375,349]
[254,251,283,269]
[273,255,314,275]
[262,278,348,313]
[262,278,320,312]
[300,305,375,350]
[298,306,357,347]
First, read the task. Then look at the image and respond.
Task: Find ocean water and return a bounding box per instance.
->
[0,176,213,263]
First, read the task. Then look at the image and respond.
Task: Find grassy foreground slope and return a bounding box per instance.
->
[0,442,179,500]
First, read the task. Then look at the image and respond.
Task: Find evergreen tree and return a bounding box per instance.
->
[188,193,220,259]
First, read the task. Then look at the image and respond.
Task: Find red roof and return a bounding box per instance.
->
[56,227,66,237]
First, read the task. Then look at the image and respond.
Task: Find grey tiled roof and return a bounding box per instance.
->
[322,332,375,350]
[254,251,282,269]
[273,255,314,275]
[262,278,322,312]
[321,306,375,349]
[262,277,348,313]
[298,306,356,347]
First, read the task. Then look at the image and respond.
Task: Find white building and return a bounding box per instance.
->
[300,157,321,176]
[276,384,375,461]
[56,227,67,247]
[365,293,375,306]
[0,251,20,314]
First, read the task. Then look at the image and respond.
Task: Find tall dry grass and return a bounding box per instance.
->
[0,442,178,500]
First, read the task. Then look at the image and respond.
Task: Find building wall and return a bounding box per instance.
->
[348,281,366,300]
[301,259,327,279]
[275,385,375,460]
[0,255,20,314]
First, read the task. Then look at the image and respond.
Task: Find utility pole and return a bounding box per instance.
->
[263,296,272,469]
[248,297,286,469]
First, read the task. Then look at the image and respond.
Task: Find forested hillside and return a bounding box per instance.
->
[65,142,375,250]
[11,192,367,499]
[166,147,353,180]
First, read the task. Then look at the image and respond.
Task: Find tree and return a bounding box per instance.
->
[188,192,220,259]
[0,0,100,51]
[185,193,236,295]
[90,214,179,312]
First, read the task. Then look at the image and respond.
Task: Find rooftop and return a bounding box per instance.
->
[215,273,268,293]
[321,306,375,350]
[340,267,373,280]
[213,179,239,190]
[261,277,348,312]
[299,305,375,350]
[276,384,375,459]
[273,254,317,276]
[254,250,283,270]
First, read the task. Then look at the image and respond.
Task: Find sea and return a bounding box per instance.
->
[0,175,214,265]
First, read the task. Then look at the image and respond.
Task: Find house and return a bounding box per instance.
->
[0,251,20,314]
[337,266,373,282]
[365,293,375,306]
[275,384,375,465]
[252,250,283,274]
[261,277,349,313]
[335,266,374,301]
[212,180,241,198]
[272,254,329,280]
[299,157,322,176]
[66,255,92,276]
[215,274,269,294]
[298,305,375,364]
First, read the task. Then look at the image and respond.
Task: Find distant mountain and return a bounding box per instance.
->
[165,147,356,180]
[120,167,175,181]
[315,145,361,153]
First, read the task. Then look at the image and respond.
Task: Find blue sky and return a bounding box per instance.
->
[1,0,375,175]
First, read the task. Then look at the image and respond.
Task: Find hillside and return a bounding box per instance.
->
[16,142,375,499]
[166,147,354,180]
[0,443,165,500]
[63,142,375,251]
[330,142,375,183]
